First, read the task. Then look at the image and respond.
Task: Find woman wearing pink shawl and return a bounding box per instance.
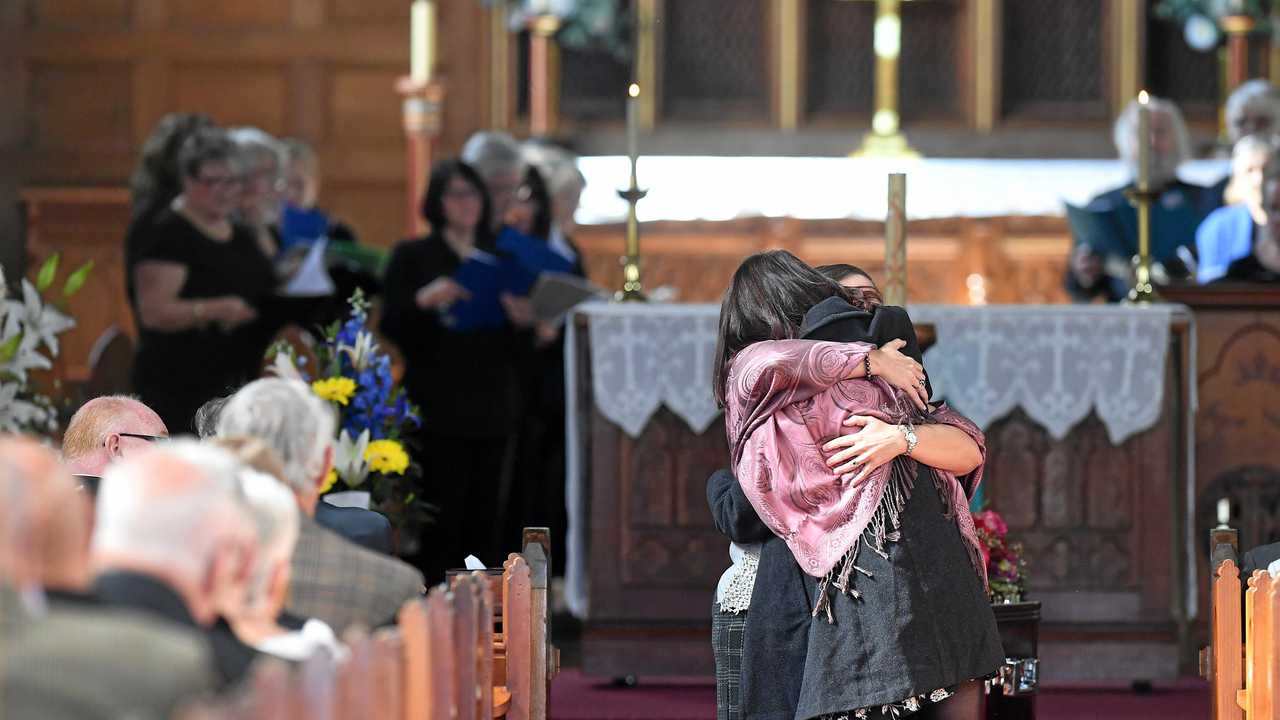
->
[712,252,1002,720]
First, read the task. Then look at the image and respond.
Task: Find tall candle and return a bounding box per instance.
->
[627,83,640,180]
[1218,498,1231,526]
[884,173,907,306]
[1136,90,1151,192]
[411,0,435,83]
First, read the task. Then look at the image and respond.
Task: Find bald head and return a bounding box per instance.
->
[0,436,91,592]
[62,396,168,476]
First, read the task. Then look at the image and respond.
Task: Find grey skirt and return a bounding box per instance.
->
[713,606,749,720]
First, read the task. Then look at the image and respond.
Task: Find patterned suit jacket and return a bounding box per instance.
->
[286,514,426,633]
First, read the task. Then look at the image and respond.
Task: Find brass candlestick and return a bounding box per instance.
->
[849,0,920,158]
[616,178,647,302]
[1125,187,1160,304]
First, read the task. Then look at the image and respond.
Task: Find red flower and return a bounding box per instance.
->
[973,510,1008,538]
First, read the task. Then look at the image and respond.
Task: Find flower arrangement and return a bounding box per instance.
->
[972,509,1029,604]
[269,290,430,550]
[0,256,92,435]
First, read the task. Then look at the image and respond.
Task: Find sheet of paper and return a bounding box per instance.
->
[280,238,336,297]
[530,272,606,322]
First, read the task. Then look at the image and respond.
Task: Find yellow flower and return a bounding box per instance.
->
[364,439,410,475]
[312,377,357,406]
[319,468,338,494]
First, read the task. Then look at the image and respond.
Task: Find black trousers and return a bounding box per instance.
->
[410,431,515,585]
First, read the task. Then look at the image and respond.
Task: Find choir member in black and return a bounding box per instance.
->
[379,160,525,582]
[129,128,286,434]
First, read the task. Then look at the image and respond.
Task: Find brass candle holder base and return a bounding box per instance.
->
[851,131,920,159]
[1124,187,1161,305]
[615,186,648,303]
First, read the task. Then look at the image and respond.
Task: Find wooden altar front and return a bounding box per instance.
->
[1160,284,1280,652]
[570,308,1195,683]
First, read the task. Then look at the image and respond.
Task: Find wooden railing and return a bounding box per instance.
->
[1203,526,1280,719]
[177,529,558,720]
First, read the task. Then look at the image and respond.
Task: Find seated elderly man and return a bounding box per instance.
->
[0,445,220,718]
[216,378,425,633]
[61,395,168,495]
[214,436,346,662]
[0,436,93,604]
[91,440,260,688]
[1066,95,1219,303]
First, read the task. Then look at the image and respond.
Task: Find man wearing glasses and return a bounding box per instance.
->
[61,395,169,496]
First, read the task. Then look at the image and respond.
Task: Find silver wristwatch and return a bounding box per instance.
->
[899,423,919,457]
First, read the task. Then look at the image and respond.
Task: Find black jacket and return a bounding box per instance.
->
[708,299,930,720]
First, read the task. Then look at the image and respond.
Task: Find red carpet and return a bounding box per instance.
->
[549,670,1210,720]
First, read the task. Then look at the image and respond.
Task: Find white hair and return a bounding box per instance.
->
[523,143,585,197]
[1112,95,1192,181]
[1226,79,1280,143]
[238,469,299,604]
[461,131,524,181]
[228,126,287,176]
[216,378,336,495]
[92,441,246,584]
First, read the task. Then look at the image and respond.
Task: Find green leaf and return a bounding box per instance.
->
[0,332,22,363]
[62,260,94,297]
[36,254,59,292]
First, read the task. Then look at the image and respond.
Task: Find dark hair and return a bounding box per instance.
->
[713,250,860,407]
[129,113,216,218]
[518,165,553,239]
[420,159,493,236]
[177,127,240,182]
[815,264,876,287]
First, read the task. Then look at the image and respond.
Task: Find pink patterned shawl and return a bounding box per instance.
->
[724,339,988,617]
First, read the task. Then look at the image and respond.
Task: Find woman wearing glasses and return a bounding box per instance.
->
[380,159,526,581]
[129,127,282,434]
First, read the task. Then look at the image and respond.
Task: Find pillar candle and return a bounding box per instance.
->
[411,0,435,83]
[884,173,907,306]
[1137,91,1151,192]
[627,83,640,179]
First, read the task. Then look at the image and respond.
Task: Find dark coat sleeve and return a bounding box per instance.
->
[707,469,773,544]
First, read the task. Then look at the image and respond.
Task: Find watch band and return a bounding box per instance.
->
[900,423,919,457]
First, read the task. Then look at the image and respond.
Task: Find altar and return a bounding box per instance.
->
[565,302,1196,683]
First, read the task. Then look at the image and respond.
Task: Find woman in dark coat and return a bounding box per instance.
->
[709,251,1002,720]
[380,159,525,581]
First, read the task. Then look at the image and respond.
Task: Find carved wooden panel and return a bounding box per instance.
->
[170,0,291,28]
[327,66,403,144]
[28,61,133,154]
[575,216,1072,305]
[804,0,874,118]
[171,64,290,135]
[1001,0,1106,119]
[30,0,131,27]
[661,0,769,122]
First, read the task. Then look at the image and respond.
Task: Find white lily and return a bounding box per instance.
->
[0,382,51,433]
[332,428,371,488]
[0,333,52,384]
[266,351,305,382]
[339,330,380,373]
[6,279,75,357]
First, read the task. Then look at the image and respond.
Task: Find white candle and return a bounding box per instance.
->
[1218,498,1231,526]
[1136,91,1151,192]
[411,0,435,83]
[627,83,640,178]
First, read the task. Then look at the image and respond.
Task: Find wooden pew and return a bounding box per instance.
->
[1204,525,1280,720]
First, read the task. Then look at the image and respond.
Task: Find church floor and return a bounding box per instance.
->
[549,670,1210,720]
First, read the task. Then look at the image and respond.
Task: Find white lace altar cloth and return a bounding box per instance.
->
[574,157,1230,225]
[564,303,1194,618]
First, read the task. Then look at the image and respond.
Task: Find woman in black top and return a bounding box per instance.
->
[380,160,525,581]
[130,128,282,433]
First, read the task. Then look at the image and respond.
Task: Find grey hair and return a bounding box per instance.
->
[282,137,317,168]
[193,395,229,440]
[177,127,241,180]
[1226,79,1280,143]
[216,378,336,495]
[524,144,586,197]
[238,468,299,604]
[461,131,524,180]
[1112,95,1192,173]
[228,126,287,177]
